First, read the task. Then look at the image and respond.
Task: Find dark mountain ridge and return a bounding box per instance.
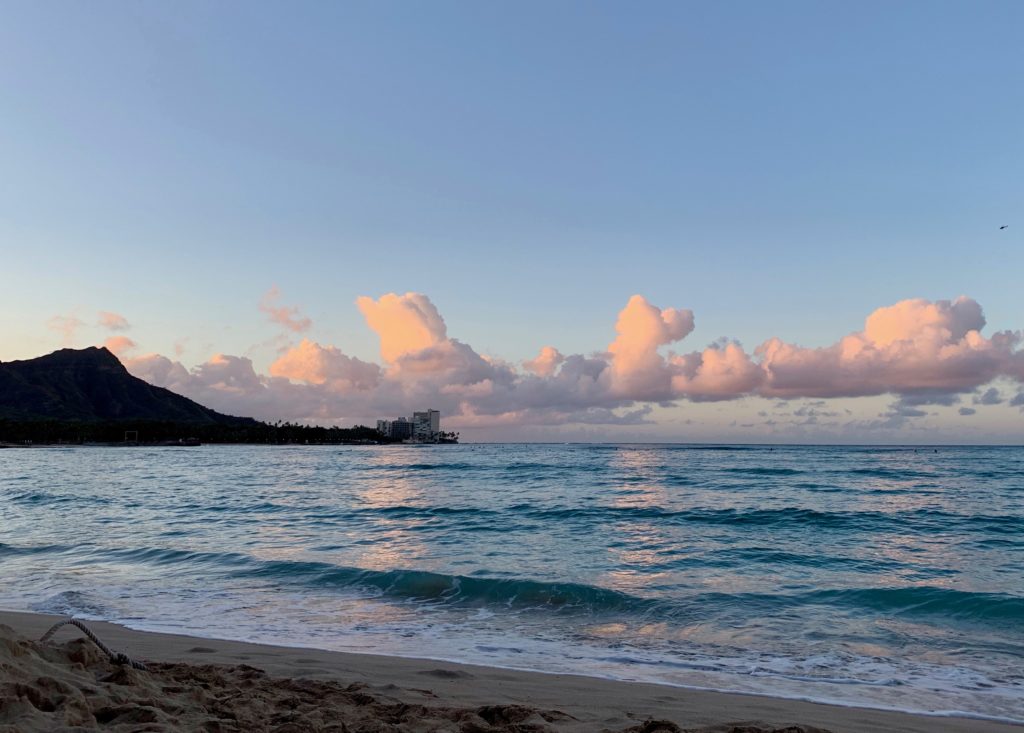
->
[0,347,253,424]
[0,347,395,444]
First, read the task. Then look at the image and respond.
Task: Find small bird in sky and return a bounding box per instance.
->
[999,225,1009,229]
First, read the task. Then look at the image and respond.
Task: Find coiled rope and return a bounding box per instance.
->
[39,618,148,671]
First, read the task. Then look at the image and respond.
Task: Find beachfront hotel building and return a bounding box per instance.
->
[413,409,440,440]
[377,409,441,442]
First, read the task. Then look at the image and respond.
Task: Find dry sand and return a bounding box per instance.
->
[0,610,1018,733]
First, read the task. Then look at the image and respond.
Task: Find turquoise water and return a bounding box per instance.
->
[1,444,1022,721]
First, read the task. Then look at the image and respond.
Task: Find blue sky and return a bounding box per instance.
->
[1,2,1022,441]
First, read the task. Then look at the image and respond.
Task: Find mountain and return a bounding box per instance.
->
[0,347,253,424]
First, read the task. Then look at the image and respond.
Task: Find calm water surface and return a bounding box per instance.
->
[1,444,1022,721]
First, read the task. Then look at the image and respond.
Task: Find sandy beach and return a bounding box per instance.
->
[0,610,1018,733]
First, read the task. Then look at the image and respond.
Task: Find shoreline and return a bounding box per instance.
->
[12,608,1021,728]
[2,610,1018,733]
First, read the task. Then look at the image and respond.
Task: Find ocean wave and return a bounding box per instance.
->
[366,505,503,518]
[0,541,75,558]
[702,547,951,576]
[282,502,1024,536]
[722,467,805,476]
[501,462,568,472]
[5,490,112,506]
[386,462,479,471]
[31,590,111,618]
[522,505,1024,534]
[846,467,936,480]
[667,586,1024,624]
[36,542,1024,624]
[579,444,754,452]
[808,586,1024,622]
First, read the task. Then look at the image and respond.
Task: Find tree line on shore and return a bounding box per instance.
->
[0,419,459,445]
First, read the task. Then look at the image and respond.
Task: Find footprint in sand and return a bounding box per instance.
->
[186,646,217,653]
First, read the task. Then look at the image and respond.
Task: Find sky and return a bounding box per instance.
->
[1,1,1022,442]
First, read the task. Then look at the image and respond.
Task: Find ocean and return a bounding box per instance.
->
[1,443,1021,723]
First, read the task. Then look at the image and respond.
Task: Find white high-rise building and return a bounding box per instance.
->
[412,409,441,440]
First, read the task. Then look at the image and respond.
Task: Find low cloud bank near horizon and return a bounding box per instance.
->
[119,292,1024,429]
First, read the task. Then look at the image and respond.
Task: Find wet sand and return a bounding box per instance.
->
[0,610,1017,732]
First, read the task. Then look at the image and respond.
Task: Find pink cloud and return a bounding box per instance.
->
[523,346,565,377]
[670,340,763,400]
[102,335,137,357]
[118,293,1024,429]
[864,296,982,346]
[606,295,694,400]
[97,311,130,331]
[755,297,1017,399]
[356,292,447,363]
[270,338,380,390]
[259,286,312,333]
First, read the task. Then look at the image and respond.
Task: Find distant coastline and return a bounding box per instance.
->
[0,420,461,447]
[0,348,460,446]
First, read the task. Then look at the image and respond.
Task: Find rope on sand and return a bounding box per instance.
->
[39,618,148,671]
